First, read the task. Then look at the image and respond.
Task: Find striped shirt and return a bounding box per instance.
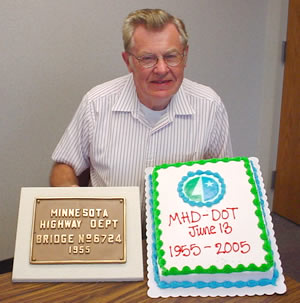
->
[52,73,232,192]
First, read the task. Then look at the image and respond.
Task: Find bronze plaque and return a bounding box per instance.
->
[30,197,126,264]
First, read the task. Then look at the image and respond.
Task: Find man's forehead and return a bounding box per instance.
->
[131,24,182,52]
[133,23,180,37]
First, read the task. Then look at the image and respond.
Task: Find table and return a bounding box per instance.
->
[0,271,299,302]
[2,240,299,302]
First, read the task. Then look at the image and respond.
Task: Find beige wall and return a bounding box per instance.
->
[0,0,288,260]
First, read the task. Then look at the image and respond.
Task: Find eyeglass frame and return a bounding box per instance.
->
[126,49,186,68]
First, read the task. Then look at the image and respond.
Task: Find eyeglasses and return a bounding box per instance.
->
[127,50,185,68]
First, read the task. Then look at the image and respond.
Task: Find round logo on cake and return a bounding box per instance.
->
[178,170,226,207]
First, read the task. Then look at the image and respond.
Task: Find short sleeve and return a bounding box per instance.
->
[51,94,93,175]
[206,97,233,158]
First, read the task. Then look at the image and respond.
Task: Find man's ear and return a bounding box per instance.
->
[122,52,133,72]
[183,45,189,67]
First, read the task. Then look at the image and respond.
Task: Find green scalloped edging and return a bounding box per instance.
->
[151,157,274,276]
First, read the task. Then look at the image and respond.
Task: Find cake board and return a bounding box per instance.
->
[145,158,286,297]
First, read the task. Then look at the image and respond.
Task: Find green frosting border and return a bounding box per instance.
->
[152,157,274,276]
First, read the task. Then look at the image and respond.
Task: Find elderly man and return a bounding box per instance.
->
[50,8,232,190]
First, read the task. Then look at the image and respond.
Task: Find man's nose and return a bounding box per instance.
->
[154,57,169,74]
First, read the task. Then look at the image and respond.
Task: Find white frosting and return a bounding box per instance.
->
[154,160,270,279]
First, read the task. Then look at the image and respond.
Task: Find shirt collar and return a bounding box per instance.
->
[169,81,194,116]
[112,74,139,113]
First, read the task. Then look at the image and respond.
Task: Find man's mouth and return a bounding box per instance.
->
[150,80,172,84]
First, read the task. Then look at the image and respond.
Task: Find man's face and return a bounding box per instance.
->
[122,23,188,110]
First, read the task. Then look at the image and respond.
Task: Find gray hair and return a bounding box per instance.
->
[122,8,188,52]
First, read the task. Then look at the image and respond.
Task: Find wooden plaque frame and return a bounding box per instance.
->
[12,187,143,282]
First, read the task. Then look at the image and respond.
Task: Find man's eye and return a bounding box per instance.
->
[141,55,156,62]
[164,53,178,59]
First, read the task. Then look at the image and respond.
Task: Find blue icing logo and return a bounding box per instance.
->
[178,170,225,207]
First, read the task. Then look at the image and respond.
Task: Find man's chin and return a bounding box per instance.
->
[151,90,175,100]
[148,93,174,108]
